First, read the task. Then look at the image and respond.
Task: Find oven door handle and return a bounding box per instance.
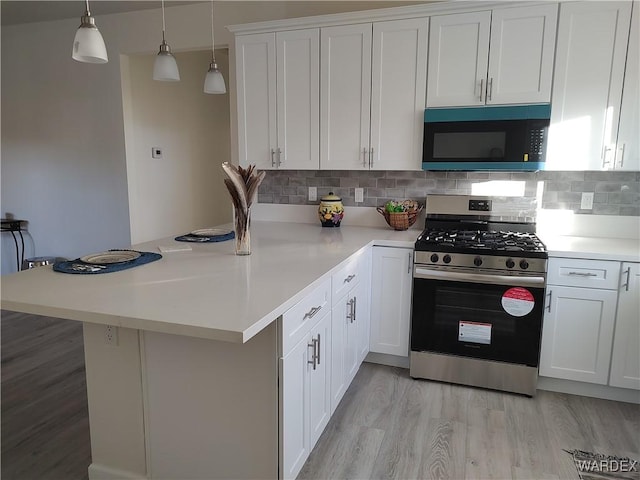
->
[414,267,546,287]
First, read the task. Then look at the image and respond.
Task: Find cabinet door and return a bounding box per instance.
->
[236,33,277,169]
[320,24,372,170]
[276,29,320,170]
[487,4,558,105]
[539,285,618,384]
[370,18,428,171]
[609,263,640,390]
[427,11,491,107]
[308,311,332,448]
[615,4,639,170]
[280,335,310,479]
[370,247,413,357]
[357,249,372,365]
[547,1,632,170]
[330,294,349,413]
[345,291,359,387]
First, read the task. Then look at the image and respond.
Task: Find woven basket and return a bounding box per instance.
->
[377,205,423,231]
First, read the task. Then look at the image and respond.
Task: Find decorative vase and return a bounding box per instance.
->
[234,208,251,255]
[318,192,344,227]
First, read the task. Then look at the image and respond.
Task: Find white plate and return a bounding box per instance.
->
[80,250,141,265]
[190,228,233,237]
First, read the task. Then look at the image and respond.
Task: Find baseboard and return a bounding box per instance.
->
[537,376,640,404]
[88,463,147,480]
[365,352,410,369]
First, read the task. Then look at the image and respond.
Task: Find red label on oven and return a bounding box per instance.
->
[501,287,535,317]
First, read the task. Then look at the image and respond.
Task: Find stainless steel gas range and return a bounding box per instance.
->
[410,195,548,396]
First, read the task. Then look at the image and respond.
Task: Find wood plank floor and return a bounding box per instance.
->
[1,310,90,480]
[300,362,640,480]
[2,311,639,480]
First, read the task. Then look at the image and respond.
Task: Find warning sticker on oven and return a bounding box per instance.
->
[501,287,535,317]
[458,321,492,345]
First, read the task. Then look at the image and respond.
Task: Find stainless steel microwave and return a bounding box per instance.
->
[422,104,551,171]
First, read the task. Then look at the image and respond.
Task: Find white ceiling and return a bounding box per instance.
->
[0,1,204,26]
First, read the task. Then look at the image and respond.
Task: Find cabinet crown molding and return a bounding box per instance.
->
[227,1,551,35]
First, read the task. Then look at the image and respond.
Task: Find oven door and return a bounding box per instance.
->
[411,267,545,367]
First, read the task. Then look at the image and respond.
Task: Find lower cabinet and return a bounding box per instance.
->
[609,262,640,389]
[369,246,413,356]
[280,309,331,480]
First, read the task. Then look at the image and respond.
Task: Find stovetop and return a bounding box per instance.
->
[415,228,548,259]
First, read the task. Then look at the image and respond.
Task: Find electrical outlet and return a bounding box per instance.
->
[104,325,119,346]
[151,147,163,159]
[355,188,364,203]
[581,192,594,210]
[308,186,317,202]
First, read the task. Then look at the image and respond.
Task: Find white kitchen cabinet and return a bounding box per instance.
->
[321,18,428,170]
[427,4,557,107]
[330,251,370,413]
[357,248,372,365]
[609,263,640,390]
[614,4,639,171]
[539,258,621,385]
[369,246,413,357]
[547,1,632,170]
[279,279,331,480]
[236,29,319,170]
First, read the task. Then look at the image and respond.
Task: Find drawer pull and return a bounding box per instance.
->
[343,274,356,284]
[303,305,322,320]
[622,267,631,291]
[567,271,598,277]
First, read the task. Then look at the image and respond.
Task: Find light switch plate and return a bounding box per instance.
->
[581,192,594,210]
[355,188,364,203]
[308,187,317,202]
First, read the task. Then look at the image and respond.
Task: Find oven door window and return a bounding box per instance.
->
[411,278,544,366]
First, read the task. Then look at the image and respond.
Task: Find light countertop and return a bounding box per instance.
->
[0,222,417,343]
[540,234,640,262]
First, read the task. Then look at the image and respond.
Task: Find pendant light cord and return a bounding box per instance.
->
[210,0,217,63]
[161,0,167,43]
[85,0,90,15]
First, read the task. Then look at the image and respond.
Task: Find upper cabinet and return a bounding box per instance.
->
[321,18,428,170]
[236,29,319,170]
[614,3,639,171]
[546,1,632,171]
[427,4,558,107]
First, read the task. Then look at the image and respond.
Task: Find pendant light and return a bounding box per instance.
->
[153,0,180,82]
[203,0,226,94]
[72,0,108,63]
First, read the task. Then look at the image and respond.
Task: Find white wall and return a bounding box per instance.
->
[1,1,420,274]
[123,49,232,244]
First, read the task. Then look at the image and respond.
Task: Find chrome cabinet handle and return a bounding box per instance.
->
[343,274,356,284]
[303,305,322,320]
[352,297,357,323]
[602,146,613,168]
[622,267,631,292]
[316,333,321,365]
[346,298,355,323]
[479,78,484,102]
[271,148,276,167]
[567,271,598,277]
[618,143,626,168]
[276,147,282,167]
[369,147,374,168]
[546,290,552,312]
[408,252,412,274]
[307,337,318,369]
[362,148,368,167]
[488,77,493,101]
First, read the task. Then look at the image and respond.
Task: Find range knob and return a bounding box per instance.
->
[473,257,483,267]
[506,259,515,269]
[443,254,452,264]
[520,259,529,270]
[430,253,439,263]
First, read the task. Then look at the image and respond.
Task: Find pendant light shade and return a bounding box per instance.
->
[72,0,108,63]
[204,62,226,94]
[204,1,226,94]
[153,0,180,82]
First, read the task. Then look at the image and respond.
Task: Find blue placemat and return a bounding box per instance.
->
[175,231,235,243]
[53,251,162,274]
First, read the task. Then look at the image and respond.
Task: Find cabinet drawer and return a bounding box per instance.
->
[332,254,362,303]
[281,278,331,356]
[547,258,620,290]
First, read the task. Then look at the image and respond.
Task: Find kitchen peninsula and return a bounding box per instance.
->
[1,221,417,479]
